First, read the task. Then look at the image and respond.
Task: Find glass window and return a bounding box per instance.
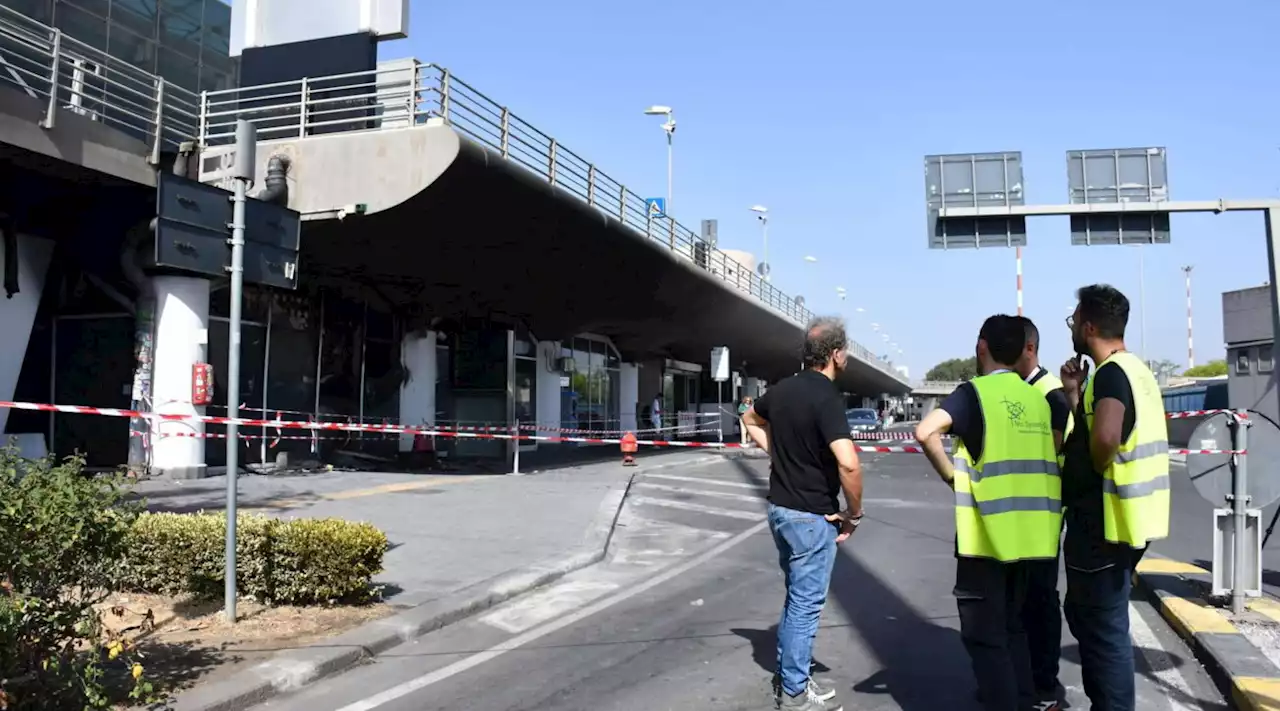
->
[5,0,54,24]
[1260,345,1275,374]
[200,0,229,55]
[55,1,109,50]
[111,0,159,40]
[156,44,197,90]
[107,24,154,71]
[1236,349,1252,375]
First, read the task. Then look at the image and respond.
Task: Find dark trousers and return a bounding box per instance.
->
[1022,558,1063,697]
[955,557,1034,711]
[1063,549,1145,711]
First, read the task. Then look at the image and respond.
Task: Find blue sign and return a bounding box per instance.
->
[644,197,666,218]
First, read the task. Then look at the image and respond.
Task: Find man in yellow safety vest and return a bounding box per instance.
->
[915,315,1062,711]
[1013,316,1073,711]
[1059,284,1170,711]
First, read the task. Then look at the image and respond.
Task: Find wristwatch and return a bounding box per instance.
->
[846,510,864,527]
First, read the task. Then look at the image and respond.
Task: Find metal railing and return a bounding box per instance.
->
[196,61,907,381]
[0,4,200,164]
[912,380,964,393]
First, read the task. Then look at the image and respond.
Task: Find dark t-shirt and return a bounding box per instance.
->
[1062,361,1140,568]
[939,368,1070,461]
[754,370,852,515]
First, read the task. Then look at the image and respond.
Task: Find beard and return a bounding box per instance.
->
[1071,329,1088,355]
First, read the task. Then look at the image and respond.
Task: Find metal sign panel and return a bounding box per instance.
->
[645,198,666,218]
[1067,147,1171,246]
[701,219,718,247]
[925,152,1027,249]
[710,347,730,382]
[154,172,302,290]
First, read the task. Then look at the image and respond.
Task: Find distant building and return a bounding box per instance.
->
[1222,285,1277,422]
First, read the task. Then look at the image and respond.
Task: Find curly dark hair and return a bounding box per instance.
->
[802,316,848,370]
[1077,284,1129,339]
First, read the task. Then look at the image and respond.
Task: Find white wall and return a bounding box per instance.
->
[398,331,436,452]
[150,276,210,479]
[535,341,561,436]
[620,363,639,431]
[0,234,52,436]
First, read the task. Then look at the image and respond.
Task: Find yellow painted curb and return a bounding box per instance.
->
[1137,558,1209,576]
[1234,677,1280,711]
[1250,598,1280,626]
[1159,595,1238,637]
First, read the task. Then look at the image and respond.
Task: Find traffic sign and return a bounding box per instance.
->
[1187,413,1280,509]
[710,347,730,382]
[154,171,302,290]
[645,197,666,218]
[925,152,1027,249]
[1067,147,1171,246]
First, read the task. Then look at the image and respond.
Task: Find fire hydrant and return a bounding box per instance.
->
[620,431,638,466]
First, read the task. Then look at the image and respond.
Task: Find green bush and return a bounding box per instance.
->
[0,449,149,710]
[119,512,388,605]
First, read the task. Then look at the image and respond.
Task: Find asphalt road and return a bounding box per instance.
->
[254,449,1225,711]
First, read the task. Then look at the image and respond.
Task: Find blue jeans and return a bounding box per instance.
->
[768,503,839,698]
[1063,558,1141,711]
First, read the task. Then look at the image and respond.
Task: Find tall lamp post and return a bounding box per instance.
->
[1183,264,1195,369]
[644,105,675,209]
[750,205,769,280]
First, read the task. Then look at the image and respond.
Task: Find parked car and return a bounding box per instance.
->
[846,408,881,433]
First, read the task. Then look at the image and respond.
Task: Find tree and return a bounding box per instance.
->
[926,357,978,382]
[1184,359,1228,377]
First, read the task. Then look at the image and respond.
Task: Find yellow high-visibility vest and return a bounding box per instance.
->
[1029,367,1074,444]
[1083,352,1171,547]
[953,371,1063,562]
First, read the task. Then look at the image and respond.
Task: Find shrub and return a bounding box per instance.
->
[0,449,149,709]
[120,512,388,605]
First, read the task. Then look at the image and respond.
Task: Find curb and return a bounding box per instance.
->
[1134,557,1280,711]
[170,472,641,711]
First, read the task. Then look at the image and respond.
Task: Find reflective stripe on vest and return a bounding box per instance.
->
[952,372,1063,562]
[1083,352,1171,547]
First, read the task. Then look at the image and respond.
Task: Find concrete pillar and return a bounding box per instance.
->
[150,276,210,479]
[0,233,53,435]
[535,340,561,436]
[620,363,639,431]
[398,330,437,452]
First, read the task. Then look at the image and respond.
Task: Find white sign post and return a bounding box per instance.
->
[711,347,729,442]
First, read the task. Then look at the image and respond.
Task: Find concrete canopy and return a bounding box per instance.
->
[286,126,909,396]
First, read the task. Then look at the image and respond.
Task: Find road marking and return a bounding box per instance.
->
[629,495,761,520]
[480,579,620,634]
[635,482,764,504]
[645,473,765,490]
[335,519,771,711]
[1128,602,1200,711]
[245,477,470,510]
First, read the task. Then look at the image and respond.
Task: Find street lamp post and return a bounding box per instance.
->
[644,105,675,209]
[750,205,769,280]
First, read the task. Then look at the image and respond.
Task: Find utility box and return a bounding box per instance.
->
[925,152,1027,249]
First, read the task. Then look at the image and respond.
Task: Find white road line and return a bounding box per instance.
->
[645,473,766,490]
[628,496,761,520]
[480,580,620,634]
[635,482,765,504]
[1128,602,1200,711]
[335,520,771,711]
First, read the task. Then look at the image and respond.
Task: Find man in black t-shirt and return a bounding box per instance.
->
[1058,284,1147,711]
[742,317,863,711]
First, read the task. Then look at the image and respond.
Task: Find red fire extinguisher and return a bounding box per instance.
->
[192,363,214,406]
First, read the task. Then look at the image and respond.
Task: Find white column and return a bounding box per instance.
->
[535,341,561,436]
[398,330,437,452]
[620,362,639,431]
[150,276,210,479]
[0,234,53,435]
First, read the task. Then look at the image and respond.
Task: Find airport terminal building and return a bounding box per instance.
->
[0,0,910,476]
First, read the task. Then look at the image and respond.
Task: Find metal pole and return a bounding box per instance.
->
[1232,418,1250,614]
[1139,244,1147,358]
[1015,246,1023,316]
[666,129,673,212]
[1184,265,1195,369]
[510,420,520,475]
[717,381,723,444]
[224,120,256,624]
[260,300,272,466]
[762,219,770,282]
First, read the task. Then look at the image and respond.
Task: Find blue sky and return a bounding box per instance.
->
[382,0,1277,379]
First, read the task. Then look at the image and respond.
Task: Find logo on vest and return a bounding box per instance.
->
[1000,396,1048,435]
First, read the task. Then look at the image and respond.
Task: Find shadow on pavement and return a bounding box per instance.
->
[729,625,833,677]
